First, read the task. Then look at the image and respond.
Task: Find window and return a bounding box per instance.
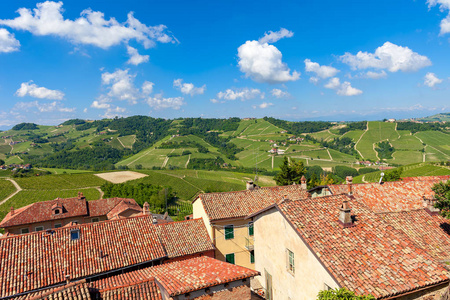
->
[225,253,235,264]
[248,221,254,236]
[287,249,295,274]
[54,209,60,215]
[54,223,62,228]
[35,226,44,232]
[72,220,79,224]
[70,229,80,241]
[20,228,29,234]
[224,225,234,240]
[250,250,255,264]
[91,218,99,223]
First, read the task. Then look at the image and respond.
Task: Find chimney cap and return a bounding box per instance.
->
[10,206,14,215]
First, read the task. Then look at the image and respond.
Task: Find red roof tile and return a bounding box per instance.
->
[17,280,91,300]
[88,197,139,218]
[329,176,449,213]
[197,185,310,221]
[106,199,143,219]
[90,256,259,297]
[277,195,449,299]
[97,278,162,300]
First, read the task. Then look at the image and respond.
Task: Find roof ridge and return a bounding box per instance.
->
[98,277,156,292]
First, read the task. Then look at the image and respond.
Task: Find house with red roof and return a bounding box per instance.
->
[0,192,145,234]
[248,176,450,299]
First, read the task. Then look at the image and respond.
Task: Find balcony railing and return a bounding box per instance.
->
[245,236,254,251]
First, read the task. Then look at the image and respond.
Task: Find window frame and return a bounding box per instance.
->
[225,253,235,265]
[91,218,99,223]
[54,223,62,228]
[250,250,255,264]
[70,229,80,241]
[248,221,254,236]
[20,228,29,234]
[35,226,44,232]
[287,248,295,275]
[224,225,234,240]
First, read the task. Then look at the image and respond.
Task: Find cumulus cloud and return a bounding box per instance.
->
[304,59,339,79]
[216,88,264,101]
[0,28,20,53]
[91,100,110,109]
[14,100,74,112]
[237,29,300,84]
[428,0,450,34]
[340,42,431,72]
[258,28,293,44]
[365,70,387,79]
[101,69,139,103]
[271,88,289,98]
[252,102,273,109]
[142,81,154,95]
[126,46,149,65]
[146,93,185,110]
[15,81,65,100]
[173,79,205,96]
[424,72,443,87]
[0,1,176,49]
[324,77,362,96]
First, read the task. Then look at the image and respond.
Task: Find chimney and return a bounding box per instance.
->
[346,176,353,196]
[338,199,354,228]
[65,275,71,284]
[77,192,85,200]
[301,175,307,190]
[152,216,158,224]
[246,181,254,191]
[10,206,14,216]
[142,202,150,215]
[424,195,440,216]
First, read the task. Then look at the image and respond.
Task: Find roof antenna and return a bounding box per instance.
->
[379,172,385,184]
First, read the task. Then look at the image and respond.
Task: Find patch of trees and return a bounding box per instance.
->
[180,117,240,133]
[263,117,333,135]
[274,157,306,185]
[102,182,174,214]
[187,157,225,170]
[383,167,403,182]
[338,121,366,134]
[12,123,38,130]
[431,180,450,218]
[396,122,446,133]
[333,165,359,179]
[305,135,358,157]
[61,119,86,125]
[317,288,375,300]
[375,141,394,160]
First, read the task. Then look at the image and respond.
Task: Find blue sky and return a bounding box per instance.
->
[0,0,450,129]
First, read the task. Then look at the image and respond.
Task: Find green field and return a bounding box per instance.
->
[13,173,106,190]
[356,122,399,160]
[0,179,15,201]
[415,131,450,158]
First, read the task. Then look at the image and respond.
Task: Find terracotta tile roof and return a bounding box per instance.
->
[97,278,162,300]
[90,256,259,297]
[155,219,215,258]
[328,176,450,213]
[197,185,310,221]
[0,196,141,228]
[277,195,449,299]
[0,215,166,298]
[381,209,450,262]
[17,280,91,300]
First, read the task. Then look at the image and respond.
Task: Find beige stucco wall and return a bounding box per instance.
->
[192,198,213,239]
[254,207,339,300]
[213,219,255,269]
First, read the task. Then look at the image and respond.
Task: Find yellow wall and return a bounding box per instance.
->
[213,219,255,269]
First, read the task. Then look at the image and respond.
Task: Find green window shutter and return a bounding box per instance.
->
[250,250,255,264]
[226,253,235,264]
[248,222,254,236]
[225,225,234,239]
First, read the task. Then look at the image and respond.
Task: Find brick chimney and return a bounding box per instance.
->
[338,199,354,228]
[142,202,150,215]
[424,195,440,216]
[346,176,353,196]
[77,192,85,200]
[246,181,255,191]
[10,206,14,216]
[301,175,307,190]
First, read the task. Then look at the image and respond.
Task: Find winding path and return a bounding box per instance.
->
[0,178,22,206]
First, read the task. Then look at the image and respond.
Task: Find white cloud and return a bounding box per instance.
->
[271,88,289,98]
[237,36,300,84]
[340,42,431,72]
[102,106,126,118]
[258,28,294,44]
[0,28,20,53]
[304,59,339,79]
[173,79,205,96]
[14,100,74,112]
[428,0,450,34]
[0,1,176,49]
[324,77,341,89]
[216,88,264,101]
[210,99,220,104]
[83,108,88,113]
[424,72,443,87]
[101,69,139,103]
[142,81,154,95]
[365,70,387,79]
[324,77,362,96]
[146,93,185,110]
[309,77,319,84]
[91,100,110,109]
[15,81,65,100]
[126,46,149,65]
[252,102,273,109]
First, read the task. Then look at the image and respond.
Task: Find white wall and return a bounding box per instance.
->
[192,198,213,239]
[254,208,339,300]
